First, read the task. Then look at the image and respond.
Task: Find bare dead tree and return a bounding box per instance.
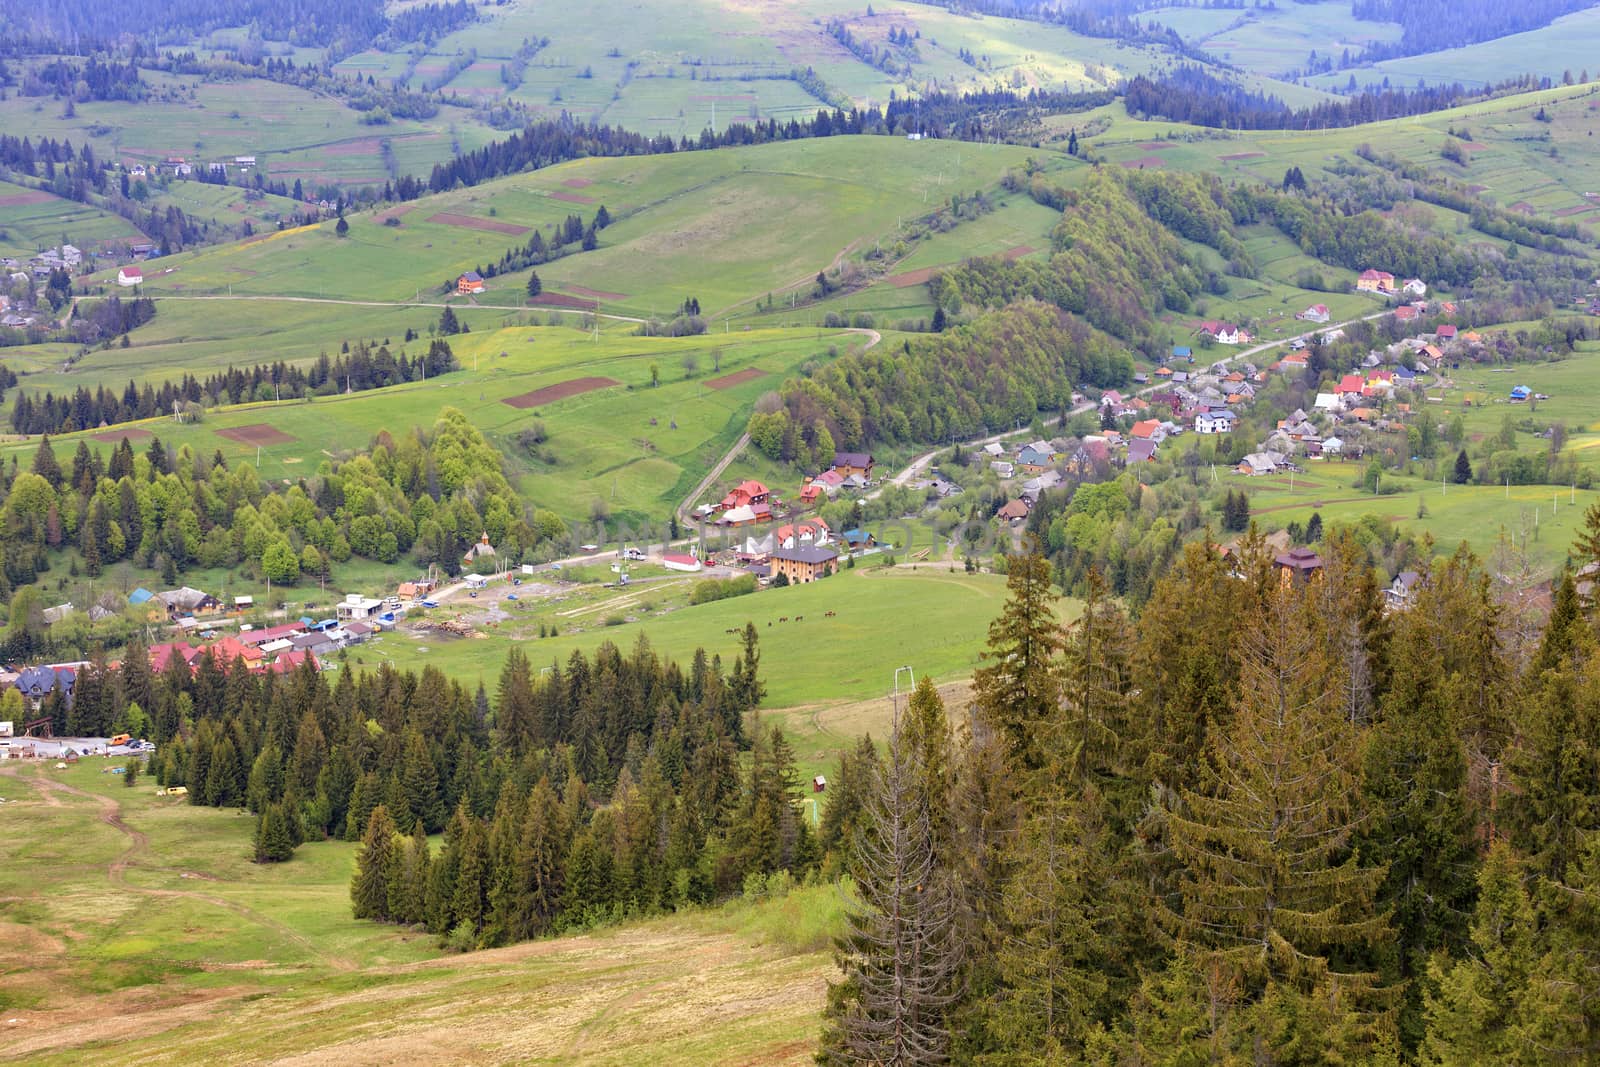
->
[821,729,963,1066]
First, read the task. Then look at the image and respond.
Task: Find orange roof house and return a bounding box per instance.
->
[1130,418,1162,440]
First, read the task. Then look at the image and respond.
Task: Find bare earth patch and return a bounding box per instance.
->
[1137,141,1175,150]
[373,203,415,224]
[216,424,297,446]
[0,189,56,206]
[562,284,628,300]
[502,377,620,409]
[1119,155,1166,169]
[886,244,1033,288]
[425,212,530,235]
[528,292,599,310]
[91,427,154,443]
[705,367,768,390]
[549,190,596,205]
[1218,151,1267,161]
[561,178,593,189]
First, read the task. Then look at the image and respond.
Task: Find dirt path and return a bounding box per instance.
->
[677,328,880,521]
[24,771,355,973]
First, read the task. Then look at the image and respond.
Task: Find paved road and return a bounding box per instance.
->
[873,309,1393,493]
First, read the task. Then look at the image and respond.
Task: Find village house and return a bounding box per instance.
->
[1130,418,1167,444]
[775,518,830,550]
[770,544,838,584]
[1275,547,1325,588]
[1197,320,1248,345]
[1386,570,1422,609]
[1298,304,1330,323]
[1436,324,1458,341]
[11,666,76,707]
[720,479,769,511]
[1357,269,1396,294]
[1402,278,1427,297]
[1238,451,1287,476]
[116,266,143,287]
[1194,409,1235,435]
[1394,305,1419,322]
[1126,439,1158,464]
[997,499,1030,524]
[831,452,875,480]
[156,587,221,621]
[456,271,487,295]
[839,529,877,552]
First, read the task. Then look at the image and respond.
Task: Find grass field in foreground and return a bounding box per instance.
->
[0,760,838,1066]
[361,564,1043,708]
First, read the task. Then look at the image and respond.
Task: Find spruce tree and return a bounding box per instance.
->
[1502,654,1600,883]
[351,805,399,920]
[1358,606,1478,1050]
[1165,585,1393,1050]
[973,543,1063,769]
[254,802,295,863]
[1453,448,1473,484]
[1421,843,1536,1063]
[820,729,962,1065]
[526,270,542,299]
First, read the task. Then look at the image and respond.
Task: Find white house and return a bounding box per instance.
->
[1402,278,1427,297]
[1298,304,1330,323]
[1322,435,1345,456]
[116,266,143,287]
[1313,392,1340,412]
[335,593,384,622]
[1194,409,1236,435]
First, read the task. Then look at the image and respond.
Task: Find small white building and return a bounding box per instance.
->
[117,266,143,287]
[335,593,384,622]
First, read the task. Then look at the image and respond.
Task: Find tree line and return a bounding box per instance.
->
[821,522,1600,1062]
[750,301,1131,463]
[1125,66,1560,130]
[8,338,456,436]
[0,409,536,654]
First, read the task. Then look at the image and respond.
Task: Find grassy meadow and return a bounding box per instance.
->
[0,759,840,1066]
[0,180,145,258]
[113,136,1048,318]
[0,322,857,526]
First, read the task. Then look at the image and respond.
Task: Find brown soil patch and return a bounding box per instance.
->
[549,190,596,204]
[0,189,56,206]
[425,212,530,235]
[1463,142,1489,151]
[529,291,599,310]
[1510,201,1536,213]
[561,178,593,189]
[502,377,619,409]
[1120,155,1166,169]
[322,138,384,158]
[885,244,1033,289]
[91,427,154,443]
[706,367,767,390]
[1218,151,1267,161]
[373,203,415,224]
[1137,141,1175,150]
[563,284,627,300]
[1555,204,1598,217]
[216,423,297,446]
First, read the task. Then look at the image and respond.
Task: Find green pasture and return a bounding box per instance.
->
[0,73,463,188]
[0,759,841,1065]
[1308,7,1600,91]
[1229,464,1598,571]
[0,180,145,258]
[363,564,1030,711]
[1148,2,1401,79]
[119,136,1044,316]
[1,323,853,526]
[1441,341,1600,472]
